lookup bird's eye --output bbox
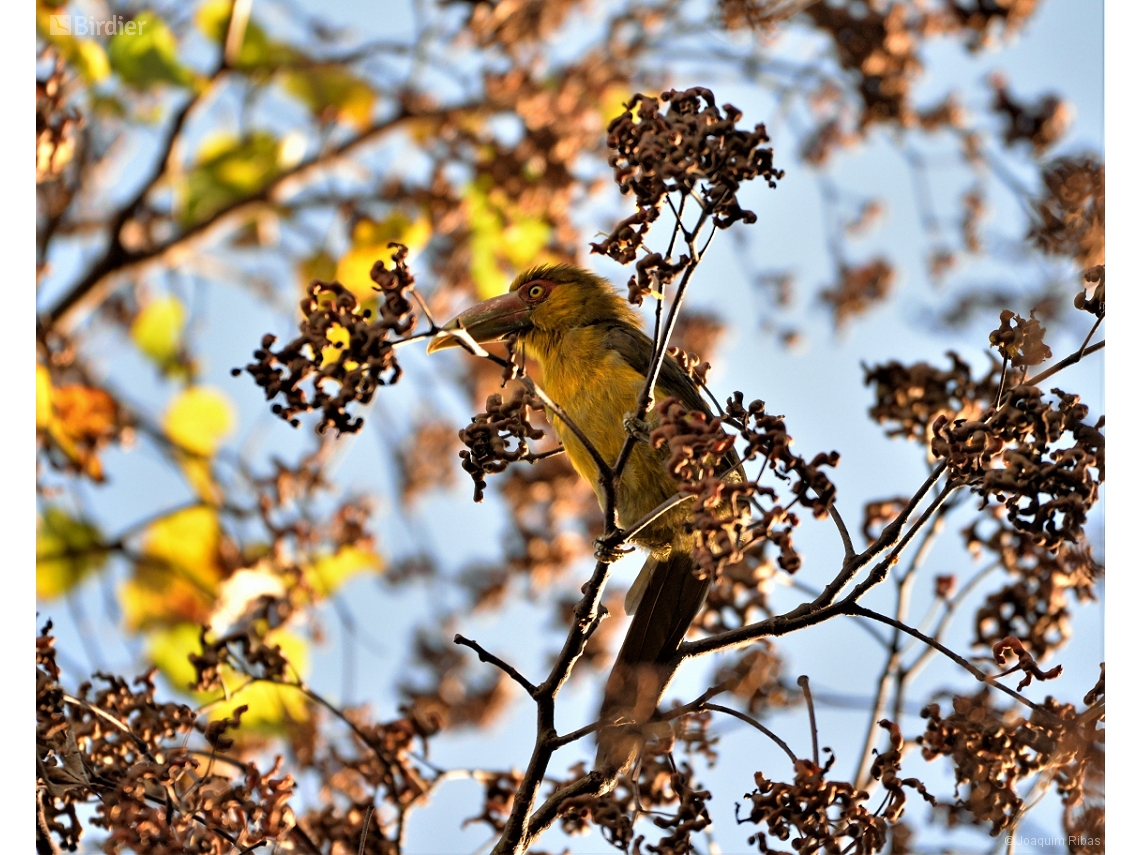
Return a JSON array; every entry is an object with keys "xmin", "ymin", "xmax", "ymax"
[{"xmin": 526, "ymin": 283, "xmax": 546, "ymax": 301}]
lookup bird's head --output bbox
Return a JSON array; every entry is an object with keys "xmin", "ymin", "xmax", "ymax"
[{"xmin": 426, "ymin": 264, "xmax": 640, "ymax": 355}]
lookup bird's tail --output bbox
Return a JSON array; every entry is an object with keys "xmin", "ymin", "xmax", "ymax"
[{"xmin": 595, "ymin": 548, "xmax": 710, "ymax": 774}]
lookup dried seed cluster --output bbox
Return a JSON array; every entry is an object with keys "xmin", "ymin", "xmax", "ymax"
[
  {"xmin": 591, "ymin": 87, "xmax": 782, "ymax": 267},
  {"xmin": 458, "ymin": 387, "xmax": 546, "ymax": 502},
  {"xmin": 237, "ymin": 244, "xmax": 417, "ymax": 434},
  {"xmin": 738, "ymin": 754, "xmax": 887, "ymax": 854},
  {"xmin": 930, "ymin": 385, "xmax": 1104, "ymax": 550},
  {"xmin": 864, "ymin": 352, "xmax": 1000, "ymax": 442}
]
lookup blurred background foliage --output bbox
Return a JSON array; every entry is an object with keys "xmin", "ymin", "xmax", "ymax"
[{"xmin": 36, "ymin": 0, "xmax": 1103, "ymax": 852}]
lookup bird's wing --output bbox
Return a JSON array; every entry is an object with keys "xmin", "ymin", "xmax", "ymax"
[
  {"xmin": 602, "ymin": 322, "xmax": 742, "ymax": 477},
  {"xmin": 602, "ymin": 323, "xmax": 710, "ymax": 416}
]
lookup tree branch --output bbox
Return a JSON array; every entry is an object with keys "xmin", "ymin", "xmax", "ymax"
[{"xmin": 454, "ymin": 634, "xmax": 537, "ymax": 698}]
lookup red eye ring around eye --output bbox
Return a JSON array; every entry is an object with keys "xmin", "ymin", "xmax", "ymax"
[{"xmin": 520, "ymin": 280, "xmax": 553, "ymax": 304}]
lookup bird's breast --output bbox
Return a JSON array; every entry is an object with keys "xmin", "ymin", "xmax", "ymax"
[{"xmin": 527, "ymin": 329, "xmax": 684, "ymax": 549}]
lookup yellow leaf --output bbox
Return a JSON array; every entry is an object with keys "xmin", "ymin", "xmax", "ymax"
[
  {"xmin": 131, "ymin": 295, "xmax": 186, "ymax": 365},
  {"xmin": 280, "ymin": 66, "xmax": 377, "ymax": 131},
  {"xmin": 165, "ymin": 387, "xmax": 235, "ymax": 457},
  {"xmin": 122, "ymin": 506, "xmax": 223, "ymax": 630},
  {"xmin": 320, "ymin": 322, "xmax": 351, "ymax": 367},
  {"xmin": 147, "ymin": 621, "xmax": 204, "ymax": 692},
  {"xmin": 37, "ymin": 508, "xmax": 107, "ymax": 600},
  {"xmin": 334, "ymin": 212, "xmax": 431, "ymax": 303},
  {"xmin": 36, "ymin": 365, "xmax": 53, "ymax": 430},
  {"xmin": 40, "ymin": 381, "xmax": 121, "ymax": 480},
  {"xmin": 148, "ymin": 506, "xmax": 220, "ymax": 571},
  {"xmin": 599, "ymin": 86, "xmax": 634, "ymax": 123},
  {"xmin": 501, "ymin": 216, "xmax": 551, "ymax": 270},
  {"xmin": 150, "ymin": 622, "xmax": 310, "ymax": 727},
  {"xmin": 214, "ymin": 669, "xmax": 310, "ymax": 727},
  {"xmin": 309, "ymin": 544, "xmax": 383, "ymax": 597}
]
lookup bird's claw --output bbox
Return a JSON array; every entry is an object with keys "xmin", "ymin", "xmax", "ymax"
[
  {"xmin": 594, "ymin": 536, "xmax": 634, "ymax": 564},
  {"xmin": 623, "ymin": 412, "xmax": 653, "ymax": 444}
]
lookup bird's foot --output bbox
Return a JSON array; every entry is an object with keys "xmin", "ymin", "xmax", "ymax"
[
  {"xmin": 623, "ymin": 412, "xmax": 653, "ymax": 444},
  {"xmin": 594, "ymin": 536, "xmax": 635, "ymax": 564}
]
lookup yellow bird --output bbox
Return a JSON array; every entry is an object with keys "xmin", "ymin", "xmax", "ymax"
[{"xmin": 428, "ymin": 264, "xmax": 738, "ymax": 773}]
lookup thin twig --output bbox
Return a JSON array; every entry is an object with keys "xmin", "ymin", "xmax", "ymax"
[
  {"xmin": 454, "ymin": 634, "xmax": 538, "ymax": 697},
  {"xmin": 797, "ymin": 676, "xmax": 819, "ymax": 766},
  {"xmin": 830, "ymin": 504, "xmax": 856, "ymax": 560},
  {"xmin": 844, "ymin": 605, "xmax": 1053, "ymax": 717},
  {"xmin": 1024, "ymin": 339, "xmax": 1104, "ymax": 387},
  {"xmin": 704, "ymin": 703, "xmax": 797, "ymax": 766}
]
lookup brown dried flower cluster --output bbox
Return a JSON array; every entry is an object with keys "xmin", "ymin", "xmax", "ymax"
[
  {"xmin": 820, "ymin": 259, "xmax": 895, "ymax": 328},
  {"xmin": 966, "ymin": 520, "xmax": 1099, "ymax": 660},
  {"xmin": 869, "ymin": 720, "xmax": 936, "ymax": 825},
  {"xmin": 37, "ymin": 624, "xmax": 297, "ymax": 855},
  {"xmin": 989, "ymin": 75, "xmax": 1070, "ymax": 156},
  {"xmin": 37, "ymin": 62, "xmax": 82, "ymax": 184},
  {"xmin": 991, "ymin": 635, "xmax": 1062, "ymax": 691},
  {"xmin": 400, "ymin": 628, "xmax": 513, "ymax": 730},
  {"xmin": 738, "ymin": 754, "xmax": 887, "ymax": 854},
  {"xmin": 1028, "ymin": 155, "xmax": 1105, "ymax": 268},
  {"xmin": 399, "ymin": 419, "xmax": 461, "ymax": 503},
  {"xmin": 458, "ymin": 387, "xmax": 547, "ymax": 502},
  {"xmin": 943, "ymin": 0, "xmax": 1042, "ymax": 52},
  {"xmin": 649, "ymin": 393, "xmax": 837, "ymax": 579},
  {"xmin": 555, "ymin": 752, "xmax": 712, "ymax": 854},
  {"xmin": 804, "ymin": 3, "xmax": 924, "ymax": 131},
  {"xmin": 988, "ymin": 309, "xmax": 1052, "ymax": 368},
  {"xmin": 930, "ymin": 385, "xmax": 1104, "ymax": 549},
  {"xmin": 696, "ymin": 543, "xmax": 778, "ymax": 636},
  {"xmin": 1076, "ymin": 264, "xmax": 1105, "ymax": 318},
  {"xmin": 238, "ymin": 244, "xmax": 417, "ymax": 434},
  {"xmin": 864, "ymin": 351, "xmax": 1000, "ymax": 442},
  {"xmin": 592, "ymin": 87, "xmax": 782, "ymax": 265},
  {"xmin": 919, "ymin": 687, "xmax": 1103, "ymax": 837},
  {"xmin": 711, "ymin": 642, "xmax": 796, "ymax": 716}
]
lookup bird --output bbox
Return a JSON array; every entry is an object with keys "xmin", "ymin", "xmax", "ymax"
[{"xmin": 427, "ymin": 263, "xmax": 740, "ymax": 774}]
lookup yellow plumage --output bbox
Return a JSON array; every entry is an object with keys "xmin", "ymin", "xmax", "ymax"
[{"xmin": 430, "ymin": 263, "xmax": 730, "ymax": 774}]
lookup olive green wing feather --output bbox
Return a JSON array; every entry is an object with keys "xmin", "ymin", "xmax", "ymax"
[
  {"xmin": 602, "ymin": 323, "xmax": 710, "ymax": 417},
  {"xmin": 602, "ymin": 322, "xmax": 742, "ymax": 476}
]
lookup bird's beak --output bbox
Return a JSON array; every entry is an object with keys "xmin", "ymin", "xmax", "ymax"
[{"xmin": 426, "ymin": 290, "xmax": 532, "ymax": 354}]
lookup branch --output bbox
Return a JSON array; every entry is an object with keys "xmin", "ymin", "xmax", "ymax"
[
  {"xmin": 43, "ymin": 101, "xmax": 482, "ymax": 331},
  {"xmin": 704, "ymin": 703, "xmax": 797, "ymax": 766},
  {"xmin": 844, "ymin": 605, "xmax": 1053, "ymax": 717},
  {"xmin": 454, "ymin": 634, "xmax": 537, "ymax": 697},
  {"xmin": 1024, "ymin": 339, "xmax": 1104, "ymax": 388},
  {"xmin": 676, "ymin": 475, "xmax": 954, "ymax": 660}
]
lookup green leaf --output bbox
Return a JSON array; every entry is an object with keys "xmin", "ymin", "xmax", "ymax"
[
  {"xmin": 131, "ymin": 295, "xmax": 186, "ymax": 366},
  {"xmin": 463, "ymin": 177, "xmax": 553, "ymax": 298},
  {"xmin": 108, "ymin": 12, "xmax": 196, "ymax": 89},
  {"xmin": 37, "ymin": 508, "xmax": 107, "ymax": 600},
  {"xmin": 181, "ymin": 132, "xmax": 281, "ymax": 225}
]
